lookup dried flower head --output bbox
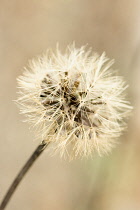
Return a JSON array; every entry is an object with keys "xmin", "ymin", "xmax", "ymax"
[{"xmin": 17, "ymin": 44, "xmax": 132, "ymax": 159}]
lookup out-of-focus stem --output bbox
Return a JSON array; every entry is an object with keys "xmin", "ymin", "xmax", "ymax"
[{"xmin": 0, "ymin": 140, "xmax": 49, "ymax": 210}]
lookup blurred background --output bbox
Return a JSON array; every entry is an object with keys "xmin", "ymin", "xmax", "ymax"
[{"xmin": 0, "ymin": 0, "xmax": 140, "ymax": 209}]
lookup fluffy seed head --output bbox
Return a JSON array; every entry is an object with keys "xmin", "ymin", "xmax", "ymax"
[{"xmin": 17, "ymin": 44, "xmax": 132, "ymax": 159}]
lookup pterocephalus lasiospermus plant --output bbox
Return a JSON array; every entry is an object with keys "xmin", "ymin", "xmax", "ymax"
[
  {"xmin": 17, "ymin": 45, "xmax": 132, "ymax": 158},
  {"xmin": 0, "ymin": 44, "xmax": 132, "ymax": 210}
]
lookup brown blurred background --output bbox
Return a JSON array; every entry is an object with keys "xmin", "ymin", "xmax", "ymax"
[{"xmin": 0, "ymin": 0, "xmax": 140, "ymax": 209}]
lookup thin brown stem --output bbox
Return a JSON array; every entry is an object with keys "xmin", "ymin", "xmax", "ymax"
[{"xmin": 0, "ymin": 140, "xmax": 49, "ymax": 210}]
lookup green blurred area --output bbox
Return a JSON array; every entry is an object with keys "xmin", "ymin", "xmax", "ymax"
[{"xmin": 0, "ymin": 1, "xmax": 140, "ymax": 210}]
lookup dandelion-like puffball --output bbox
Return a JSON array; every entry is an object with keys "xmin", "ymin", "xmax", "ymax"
[{"xmin": 17, "ymin": 45, "xmax": 132, "ymax": 159}]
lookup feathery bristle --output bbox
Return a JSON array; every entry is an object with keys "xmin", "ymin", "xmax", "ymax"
[{"xmin": 17, "ymin": 44, "xmax": 132, "ymax": 159}]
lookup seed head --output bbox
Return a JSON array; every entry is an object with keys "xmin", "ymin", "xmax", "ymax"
[{"xmin": 17, "ymin": 44, "xmax": 132, "ymax": 159}]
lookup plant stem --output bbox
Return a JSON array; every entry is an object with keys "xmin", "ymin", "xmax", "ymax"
[{"xmin": 0, "ymin": 140, "xmax": 49, "ymax": 210}]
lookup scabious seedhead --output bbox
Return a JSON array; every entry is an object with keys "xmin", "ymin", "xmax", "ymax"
[{"xmin": 17, "ymin": 44, "xmax": 132, "ymax": 159}]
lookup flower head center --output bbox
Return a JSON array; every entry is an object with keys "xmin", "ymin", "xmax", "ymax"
[{"xmin": 39, "ymin": 72, "xmax": 101, "ymax": 130}]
